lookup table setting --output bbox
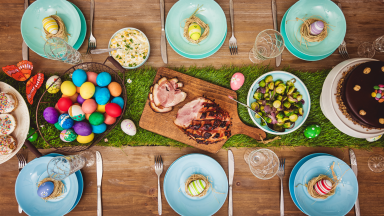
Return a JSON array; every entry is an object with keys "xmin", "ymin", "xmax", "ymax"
[{"xmin": 1, "ymin": 0, "xmax": 384, "ymax": 215}]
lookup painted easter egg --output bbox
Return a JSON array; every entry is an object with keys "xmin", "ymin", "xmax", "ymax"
[
  {"xmin": 121, "ymin": 119, "xmax": 136, "ymax": 136},
  {"xmin": 95, "ymin": 88, "xmax": 110, "ymax": 105},
  {"xmin": 77, "ymin": 94, "xmax": 86, "ymax": 104},
  {"xmin": 85, "ymin": 113, "xmax": 91, "ymax": 120},
  {"xmin": 60, "ymin": 129, "xmax": 77, "ymax": 142},
  {"xmin": 105, "ymin": 103, "xmax": 122, "ymax": 117},
  {"xmin": 55, "ymin": 103, "xmax": 66, "ymax": 114},
  {"xmin": 310, "ymin": 21, "xmax": 325, "ymax": 36},
  {"xmin": 54, "ymin": 122, "xmax": 64, "ymax": 131},
  {"xmin": 108, "ymin": 82, "xmax": 122, "ymax": 97},
  {"xmin": 42, "ymin": 17, "xmax": 58, "ymax": 35},
  {"xmin": 76, "ymin": 87, "xmax": 81, "ymax": 94},
  {"xmin": 87, "ymin": 72, "xmax": 98, "ymax": 85},
  {"xmin": 104, "ymin": 113, "xmax": 116, "ymax": 125},
  {"xmin": 73, "ymin": 121, "xmax": 92, "ymax": 136},
  {"xmin": 58, "ymin": 114, "xmax": 74, "ymax": 129},
  {"xmin": 366, "ymin": 134, "xmax": 383, "ymax": 142},
  {"xmin": 80, "ymin": 82, "xmax": 95, "ymax": 99},
  {"xmin": 92, "ymin": 123, "xmax": 107, "ymax": 134},
  {"xmin": 61, "ymin": 81, "xmax": 76, "ymax": 96},
  {"xmin": 37, "ymin": 181, "xmax": 54, "ymax": 198},
  {"xmin": 57, "ymin": 97, "xmax": 73, "ymax": 112},
  {"xmin": 187, "ymin": 179, "xmax": 206, "ymax": 196},
  {"xmin": 62, "ymin": 92, "xmax": 78, "ymax": 103},
  {"xmin": 230, "ymin": 72, "xmax": 245, "ymax": 91},
  {"xmin": 27, "ymin": 127, "xmax": 38, "ymax": 142},
  {"xmin": 111, "ymin": 97, "xmax": 124, "ymax": 109},
  {"xmin": 43, "ymin": 107, "xmax": 60, "ymax": 124},
  {"xmin": 97, "ymin": 103, "xmax": 108, "ymax": 113},
  {"xmin": 304, "ymin": 124, "xmax": 321, "ymax": 138},
  {"xmin": 188, "ymin": 23, "xmax": 201, "ymax": 41},
  {"xmin": 96, "ymin": 72, "xmax": 112, "ymax": 87},
  {"xmin": 93, "ymin": 86, "xmax": 101, "ymax": 98},
  {"xmin": 82, "ymin": 99, "xmax": 97, "ymax": 114},
  {"xmin": 46, "ymin": 75, "xmax": 61, "ymax": 94},
  {"xmin": 89, "ymin": 112, "xmax": 105, "ymax": 126},
  {"xmin": 72, "ymin": 69, "xmax": 87, "ymax": 87},
  {"xmin": 68, "ymin": 105, "xmax": 85, "ymax": 121},
  {"xmin": 77, "ymin": 133, "xmax": 94, "ymax": 144},
  {"xmin": 314, "ymin": 179, "xmax": 333, "ymax": 195}
]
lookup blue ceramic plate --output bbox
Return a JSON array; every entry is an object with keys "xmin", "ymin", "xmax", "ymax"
[
  {"xmin": 289, "ymin": 153, "xmax": 331, "ymax": 214},
  {"xmin": 294, "ymin": 155, "xmax": 358, "ymax": 216},
  {"xmin": 165, "ymin": 0, "xmax": 227, "ymax": 56},
  {"xmin": 21, "ymin": 0, "xmax": 81, "ymax": 57},
  {"xmin": 163, "ymin": 154, "xmax": 228, "ymax": 216},
  {"xmin": 70, "ymin": 2, "xmax": 87, "ymax": 50},
  {"xmin": 285, "ymin": 0, "xmax": 346, "ymax": 56},
  {"xmin": 281, "ymin": 7, "xmax": 334, "ymax": 61},
  {"xmin": 246, "ymin": 71, "xmax": 311, "ymax": 135},
  {"xmin": 15, "ymin": 156, "xmax": 78, "ymax": 216}
]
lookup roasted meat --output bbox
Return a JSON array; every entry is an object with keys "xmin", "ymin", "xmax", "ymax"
[{"xmin": 174, "ymin": 97, "xmax": 231, "ymax": 144}]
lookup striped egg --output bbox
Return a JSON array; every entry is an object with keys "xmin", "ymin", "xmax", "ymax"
[
  {"xmin": 187, "ymin": 179, "xmax": 206, "ymax": 196},
  {"xmin": 314, "ymin": 179, "xmax": 332, "ymax": 195},
  {"xmin": 42, "ymin": 17, "xmax": 59, "ymax": 34},
  {"xmin": 310, "ymin": 21, "xmax": 324, "ymax": 36}
]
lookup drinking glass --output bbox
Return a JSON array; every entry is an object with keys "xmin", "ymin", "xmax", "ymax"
[
  {"xmin": 249, "ymin": 29, "xmax": 284, "ymax": 64},
  {"xmin": 368, "ymin": 154, "xmax": 384, "ymax": 173},
  {"xmin": 248, "ymin": 148, "xmax": 279, "ymax": 180},
  {"xmin": 44, "ymin": 37, "xmax": 83, "ymax": 64},
  {"xmin": 374, "ymin": 35, "xmax": 384, "ymax": 52},
  {"xmin": 357, "ymin": 42, "xmax": 375, "ymax": 58}
]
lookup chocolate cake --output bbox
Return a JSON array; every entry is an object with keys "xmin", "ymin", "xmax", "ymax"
[{"xmin": 338, "ymin": 61, "xmax": 384, "ymax": 129}]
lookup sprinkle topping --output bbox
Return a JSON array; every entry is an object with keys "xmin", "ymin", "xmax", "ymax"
[
  {"xmin": 0, "ymin": 136, "xmax": 15, "ymax": 155},
  {"xmin": 0, "ymin": 93, "xmax": 16, "ymax": 113}
]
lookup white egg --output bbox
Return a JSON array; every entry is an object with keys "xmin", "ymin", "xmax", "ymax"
[
  {"xmin": 187, "ymin": 179, "xmax": 206, "ymax": 196},
  {"xmin": 121, "ymin": 119, "xmax": 136, "ymax": 136},
  {"xmin": 46, "ymin": 75, "xmax": 62, "ymax": 94}
]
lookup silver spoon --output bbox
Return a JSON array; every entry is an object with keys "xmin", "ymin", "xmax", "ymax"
[{"xmin": 90, "ymin": 47, "xmax": 122, "ymax": 54}]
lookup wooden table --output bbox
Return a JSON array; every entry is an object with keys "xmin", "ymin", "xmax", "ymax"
[{"xmin": 1, "ymin": 146, "xmax": 384, "ymax": 215}]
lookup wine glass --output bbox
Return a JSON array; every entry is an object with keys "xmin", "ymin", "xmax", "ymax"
[
  {"xmin": 373, "ymin": 35, "xmax": 384, "ymax": 52},
  {"xmin": 368, "ymin": 154, "xmax": 384, "ymax": 173},
  {"xmin": 247, "ymin": 149, "xmax": 279, "ymax": 180},
  {"xmin": 357, "ymin": 42, "xmax": 375, "ymax": 58},
  {"xmin": 249, "ymin": 29, "xmax": 284, "ymax": 64},
  {"xmin": 244, "ymin": 148, "xmax": 259, "ymax": 164}
]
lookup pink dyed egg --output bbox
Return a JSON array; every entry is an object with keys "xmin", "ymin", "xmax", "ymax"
[
  {"xmin": 314, "ymin": 179, "xmax": 332, "ymax": 195},
  {"xmin": 310, "ymin": 21, "xmax": 324, "ymax": 36},
  {"xmin": 230, "ymin": 72, "xmax": 245, "ymax": 91},
  {"xmin": 87, "ymin": 72, "xmax": 98, "ymax": 85}
]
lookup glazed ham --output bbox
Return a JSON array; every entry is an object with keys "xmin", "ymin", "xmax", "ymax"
[
  {"xmin": 174, "ymin": 97, "xmax": 231, "ymax": 144},
  {"xmin": 149, "ymin": 77, "xmax": 187, "ymax": 113}
]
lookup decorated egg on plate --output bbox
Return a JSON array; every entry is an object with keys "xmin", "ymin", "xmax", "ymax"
[
  {"xmin": 58, "ymin": 113, "xmax": 74, "ymax": 129},
  {"xmin": 61, "ymin": 81, "xmax": 76, "ymax": 96},
  {"xmin": 42, "ymin": 17, "xmax": 58, "ymax": 35},
  {"xmin": 92, "ymin": 123, "xmax": 107, "ymax": 134},
  {"xmin": 104, "ymin": 113, "xmax": 116, "ymax": 125},
  {"xmin": 73, "ymin": 121, "xmax": 92, "ymax": 136},
  {"xmin": 111, "ymin": 97, "xmax": 124, "ymax": 109},
  {"xmin": 55, "ymin": 103, "xmax": 66, "ymax": 114},
  {"xmin": 72, "ymin": 69, "xmax": 87, "ymax": 87},
  {"xmin": 68, "ymin": 105, "xmax": 85, "ymax": 121},
  {"xmin": 62, "ymin": 92, "xmax": 78, "ymax": 103},
  {"xmin": 314, "ymin": 179, "xmax": 332, "ymax": 195},
  {"xmin": 77, "ymin": 94, "xmax": 86, "ymax": 104},
  {"xmin": 82, "ymin": 99, "xmax": 97, "ymax": 114},
  {"xmin": 37, "ymin": 181, "xmax": 54, "ymax": 198},
  {"xmin": 96, "ymin": 72, "xmax": 112, "ymax": 87},
  {"xmin": 97, "ymin": 103, "xmax": 108, "ymax": 113},
  {"xmin": 95, "ymin": 88, "xmax": 110, "ymax": 105},
  {"xmin": 230, "ymin": 72, "xmax": 244, "ymax": 91},
  {"xmin": 60, "ymin": 129, "xmax": 77, "ymax": 142},
  {"xmin": 89, "ymin": 112, "xmax": 105, "ymax": 126},
  {"xmin": 57, "ymin": 97, "xmax": 73, "ymax": 112},
  {"xmin": 43, "ymin": 107, "xmax": 60, "ymax": 124},
  {"xmin": 121, "ymin": 119, "xmax": 136, "ymax": 136},
  {"xmin": 187, "ymin": 179, "xmax": 206, "ymax": 196},
  {"xmin": 77, "ymin": 133, "xmax": 94, "ymax": 144},
  {"xmin": 46, "ymin": 75, "xmax": 61, "ymax": 94},
  {"xmin": 108, "ymin": 82, "xmax": 122, "ymax": 97},
  {"xmin": 310, "ymin": 21, "xmax": 325, "ymax": 36},
  {"xmin": 54, "ymin": 122, "xmax": 64, "ymax": 131},
  {"xmin": 105, "ymin": 103, "xmax": 122, "ymax": 117},
  {"xmin": 188, "ymin": 23, "xmax": 201, "ymax": 41},
  {"xmin": 87, "ymin": 72, "xmax": 98, "ymax": 85},
  {"xmin": 80, "ymin": 82, "xmax": 95, "ymax": 99}
]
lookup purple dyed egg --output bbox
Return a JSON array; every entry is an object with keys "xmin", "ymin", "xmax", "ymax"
[
  {"xmin": 43, "ymin": 107, "xmax": 60, "ymax": 124},
  {"xmin": 310, "ymin": 21, "xmax": 324, "ymax": 36},
  {"xmin": 77, "ymin": 94, "xmax": 86, "ymax": 104},
  {"xmin": 73, "ymin": 121, "xmax": 92, "ymax": 136}
]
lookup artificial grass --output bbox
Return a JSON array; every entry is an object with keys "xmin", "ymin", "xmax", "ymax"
[{"xmin": 1, "ymin": 65, "xmax": 384, "ymax": 150}]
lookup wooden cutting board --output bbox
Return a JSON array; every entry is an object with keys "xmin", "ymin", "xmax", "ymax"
[{"xmin": 139, "ymin": 68, "xmax": 266, "ymax": 153}]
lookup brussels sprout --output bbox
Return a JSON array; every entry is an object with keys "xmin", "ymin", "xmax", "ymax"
[
  {"xmin": 251, "ymin": 102, "xmax": 259, "ymax": 110},
  {"xmin": 260, "ymin": 106, "xmax": 265, "ymax": 111},
  {"xmin": 278, "ymin": 83, "xmax": 286, "ymax": 88},
  {"xmin": 276, "ymin": 112, "xmax": 285, "ymax": 119},
  {"xmin": 283, "ymin": 100, "xmax": 291, "ymax": 109},
  {"xmin": 283, "ymin": 117, "xmax": 290, "ymax": 122},
  {"xmin": 265, "ymin": 75, "xmax": 273, "ymax": 83},
  {"xmin": 264, "ymin": 93, "xmax": 269, "ymax": 98},
  {"xmin": 276, "ymin": 106, "xmax": 283, "ymax": 111},
  {"xmin": 260, "ymin": 121, "xmax": 266, "ymax": 126},
  {"xmin": 297, "ymin": 94, "xmax": 303, "ymax": 101},
  {"xmin": 265, "ymin": 97, "xmax": 271, "ymax": 101},
  {"xmin": 254, "ymin": 92, "xmax": 263, "ymax": 100},
  {"xmin": 268, "ymin": 82, "xmax": 275, "ymax": 90},
  {"xmin": 273, "ymin": 124, "xmax": 285, "ymax": 132},
  {"xmin": 265, "ymin": 87, "xmax": 270, "ymax": 93},
  {"xmin": 289, "ymin": 114, "xmax": 298, "ymax": 122},
  {"xmin": 292, "ymin": 92, "xmax": 300, "ymax": 99},
  {"xmin": 287, "ymin": 86, "xmax": 295, "ymax": 95},
  {"xmin": 276, "ymin": 95, "xmax": 283, "ymax": 101},
  {"xmin": 282, "ymin": 96, "xmax": 287, "ymax": 101},
  {"xmin": 284, "ymin": 110, "xmax": 293, "ymax": 116},
  {"xmin": 255, "ymin": 112, "xmax": 263, "ymax": 118},
  {"xmin": 259, "ymin": 80, "xmax": 266, "ymax": 88},
  {"xmin": 286, "ymin": 80, "xmax": 294, "ymax": 87},
  {"xmin": 299, "ymin": 108, "xmax": 303, "ymax": 115},
  {"xmin": 283, "ymin": 122, "xmax": 292, "ymax": 129},
  {"xmin": 288, "ymin": 96, "xmax": 297, "ymax": 103},
  {"xmin": 265, "ymin": 117, "xmax": 272, "ymax": 124},
  {"xmin": 277, "ymin": 118, "xmax": 285, "ymax": 126},
  {"xmin": 274, "ymin": 80, "xmax": 283, "ymax": 86},
  {"xmin": 257, "ymin": 100, "xmax": 264, "ymax": 105},
  {"xmin": 285, "ymin": 86, "xmax": 290, "ymax": 94},
  {"xmin": 273, "ymin": 100, "xmax": 281, "ymax": 108},
  {"xmin": 293, "ymin": 109, "xmax": 299, "ymax": 114},
  {"xmin": 276, "ymin": 86, "xmax": 285, "ymax": 94},
  {"xmin": 295, "ymin": 101, "xmax": 303, "ymax": 108}
]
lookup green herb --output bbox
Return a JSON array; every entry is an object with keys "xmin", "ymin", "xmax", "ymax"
[
  {"xmin": 130, "ymin": 39, "xmax": 134, "ymax": 43},
  {"xmin": 128, "ymin": 63, "xmax": 133, "ymax": 67},
  {"xmin": 121, "ymin": 35, "xmax": 124, "ymax": 38},
  {"xmin": 133, "ymin": 63, "xmax": 137, "ymax": 66},
  {"xmin": 143, "ymin": 56, "xmax": 146, "ymax": 59},
  {"xmin": 131, "ymin": 55, "xmax": 135, "ymax": 58},
  {"xmin": 116, "ymin": 44, "xmax": 120, "ymax": 47}
]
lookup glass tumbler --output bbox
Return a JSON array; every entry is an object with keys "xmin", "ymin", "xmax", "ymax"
[
  {"xmin": 44, "ymin": 37, "xmax": 82, "ymax": 64},
  {"xmin": 248, "ymin": 148, "xmax": 279, "ymax": 180},
  {"xmin": 47, "ymin": 153, "xmax": 93, "ymax": 180},
  {"xmin": 374, "ymin": 35, "xmax": 384, "ymax": 52},
  {"xmin": 357, "ymin": 42, "xmax": 375, "ymax": 58},
  {"xmin": 249, "ymin": 29, "xmax": 284, "ymax": 64}
]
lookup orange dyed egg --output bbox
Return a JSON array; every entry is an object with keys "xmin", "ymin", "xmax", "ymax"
[
  {"xmin": 82, "ymin": 99, "xmax": 97, "ymax": 114},
  {"xmin": 104, "ymin": 113, "xmax": 116, "ymax": 125},
  {"xmin": 108, "ymin": 82, "xmax": 122, "ymax": 97},
  {"xmin": 62, "ymin": 92, "xmax": 79, "ymax": 103}
]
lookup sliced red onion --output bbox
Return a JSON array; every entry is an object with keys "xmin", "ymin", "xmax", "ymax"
[
  {"xmin": 288, "ymin": 122, "xmax": 295, "ymax": 129},
  {"xmin": 288, "ymin": 95, "xmax": 298, "ymax": 103},
  {"xmin": 268, "ymin": 112, "xmax": 277, "ymax": 124},
  {"xmin": 301, "ymin": 99, "xmax": 305, "ymax": 104},
  {"xmin": 260, "ymin": 87, "xmax": 266, "ymax": 94},
  {"xmin": 264, "ymin": 105, "xmax": 271, "ymax": 113}
]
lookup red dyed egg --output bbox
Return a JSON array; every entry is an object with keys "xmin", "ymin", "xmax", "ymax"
[
  {"xmin": 105, "ymin": 103, "xmax": 122, "ymax": 117},
  {"xmin": 314, "ymin": 179, "xmax": 332, "ymax": 195},
  {"xmin": 104, "ymin": 113, "xmax": 116, "ymax": 125},
  {"xmin": 57, "ymin": 97, "xmax": 73, "ymax": 112}
]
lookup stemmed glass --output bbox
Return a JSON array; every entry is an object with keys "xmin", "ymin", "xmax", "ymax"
[
  {"xmin": 357, "ymin": 42, "xmax": 375, "ymax": 58},
  {"xmin": 245, "ymin": 148, "xmax": 279, "ymax": 180},
  {"xmin": 249, "ymin": 29, "xmax": 284, "ymax": 64},
  {"xmin": 368, "ymin": 154, "xmax": 384, "ymax": 173}
]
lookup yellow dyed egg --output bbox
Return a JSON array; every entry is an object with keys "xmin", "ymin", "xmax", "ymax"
[
  {"xmin": 96, "ymin": 103, "xmax": 108, "ymax": 113},
  {"xmin": 80, "ymin": 82, "xmax": 96, "ymax": 99},
  {"xmin": 76, "ymin": 133, "xmax": 94, "ymax": 144},
  {"xmin": 188, "ymin": 23, "xmax": 201, "ymax": 41},
  {"xmin": 61, "ymin": 81, "xmax": 77, "ymax": 96},
  {"xmin": 42, "ymin": 17, "xmax": 59, "ymax": 34}
]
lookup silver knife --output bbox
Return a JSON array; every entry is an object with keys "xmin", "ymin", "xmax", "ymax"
[
  {"xmin": 271, "ymin": 0, "xmax": 281, "ymax": 67},
  {"xmin": 160, "ymin": 0, "xmax": 167, "ymax": 64},
  {"xmin": 96, "ymin": 151, "xmax": 103, "ymax": 216},
  {"xmin": 228, "ymin": 149, "xmax": 234, "ymax": 216},
  {"xmin": 349, "ymin": 149, "xmax": 360, "ymax": 216},
  {"xmin": 22, "ymin": 0, "xmax": 29, "ymax": 60}
]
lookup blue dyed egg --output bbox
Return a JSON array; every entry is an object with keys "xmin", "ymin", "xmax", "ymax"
[
  {"xmin": 58, "ymin": 113, "xmax": 74, "ymax": 129},
  {"xmin": 95, "ymin": 88, "xmax": 110, "ymax": 105},
  {"xmin": 93, "ymin": 86, "xmax": 101, "ymax": 99},
  {"xmin": 96, "ymin": 72, "xmax": 112, "ymax": 87},
  {"xmin": 92, "ymin": 123, "xmax": 107, "ymax": 134},
  {"xmin": 111, "ymin": 97, "xmax": 124, "ymax": 109},
  {"xmin": 72, "ymin": 69, "xmax": 87, "ymax": 87},
  {"xmin": 37, "ymin": 181, "xmax": 54, "ymax": 198}
]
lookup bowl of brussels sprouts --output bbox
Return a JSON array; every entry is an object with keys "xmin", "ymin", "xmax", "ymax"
[{"xmin": 247, "ymin": 71, "xmax": 310, "ymax": 135}]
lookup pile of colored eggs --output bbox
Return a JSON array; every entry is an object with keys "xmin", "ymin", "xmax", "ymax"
[
  {"xmin": 43, "ymin": 69, "xmax": 124, "ymax": 144},
  {"xmin": 371, "ymin": 84, "xmax": 384, "ymax": 103}
]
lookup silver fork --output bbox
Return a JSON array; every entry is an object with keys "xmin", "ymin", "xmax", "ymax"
[
  {"xmin": 229, "ymin": 0, "xmax": 237, "ymax": 55},
  {"xmin": 337, "ymin": 3, "xmax": 349, "ymax": 59},
  {"xmin": 16, "ymin": 153, "xmax": 26, "ymax": 214},
  {"xmin": 154, "ymin": 155, "xmax": 163, "ymax": 215},
  {"xmin": 87, "ymin": 0, "xmax": 97, "ymax": 54},
  {"xmin": 277, "ymin": 158, "xmax": 285, "ymax": 216}
]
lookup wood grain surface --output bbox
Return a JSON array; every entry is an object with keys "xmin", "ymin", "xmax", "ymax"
[
  {"xmin": 139, "ymin": 67, "xmax": 266, "ymax": 153},
  {"xmin": 1, "ymin": 146, "xmax": 384, "ymax": 215}
]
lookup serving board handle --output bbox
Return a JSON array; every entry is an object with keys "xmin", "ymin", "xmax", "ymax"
[{"xmin": 234, "ymin": 122, "xmax": 267, "ymax": 141}]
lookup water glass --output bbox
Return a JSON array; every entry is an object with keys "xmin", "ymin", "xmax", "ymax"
[
  {"xmin": 374, "ymin": 35, "xmax": 384, "ymax": 52},
  {"xmin": 249, "ymin": 29, "xmax": 284, "ymax": 63},
  {"xmin": 368, "ymin": 154, "xmax": 384, "ymax": 173},
  {"xmin": 357, "ymin": 42, "xmax": 375, "ymax": 58},
  {"xmin": 248, "ymin": 148, "xmax": 279, "ymax": 180},
  {"xmin": 44, "ymin": 37, "xmax": 82, "ymax": 64},
  {"xmin": 47, "ymin": 155, "xmax": 86, "ymax": 180}
]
